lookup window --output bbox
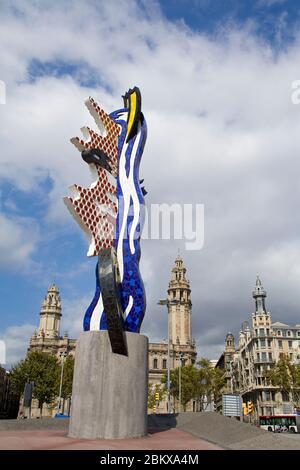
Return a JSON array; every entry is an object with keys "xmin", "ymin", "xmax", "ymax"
[
  {"xmin": 269, "ymin": 352, "xmax": 272, "ymax": 361},
  {"xmin": 162, "ymin": 359, "xmax": 167, "ymax": 369},
  {"xmin": 288, "ymin": 340, "xmax": 293, "ymax": 348},
  {"xmin": 153, "ymin": 358, "xmax": 158, "ymax": 369},
  {"xmin": 257, "ymin": 353, "xmax": 260, "ymax": 361},
  {"xmin": 260, "ymin": 339, "xmax": 266, "ymax": 348},
  {"xmin": 265, "ymin": 391, "xmax": 271, "ymax": 401},
  {"xmin": 266, "ymin": 329, "xmax": 270, "ymax": 336},
  {"xmin": 287, "ymin": 331, "xmax": 291, "ymax": 337},
  {"xmin": 297, "ymin": 331, "xmax": 300, "ymax": 337},
  {"xmin": 277, "ymin": 330, "xmax": 281, "ymax": 336},
  {"xmin": 282, "ymin": 391, "xmax": 289, "ymax": 402},
  {"xmin": 262, "ymin": 352, "xmax": 267, "ymax": 361},
  {"xmin": 268, "ymin": 339, "xmax": 272, "ymax": 347},
  {"xmin": 259, "ymin": 328, "xmax": 265, "ymax": 337},
  {"xmin": 278, "ymin": 340, "xmax": 283, "ymax": 349}
]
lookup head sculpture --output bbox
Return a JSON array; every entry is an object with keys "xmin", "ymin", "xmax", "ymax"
[{"xmin": 64, "ymin": 87, "xmax": 147, "ymax": 355}]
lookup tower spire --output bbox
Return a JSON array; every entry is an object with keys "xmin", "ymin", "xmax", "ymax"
[
  {"xmin": 167, "ymin": 255, "xmax": 192, "ymax": 345},
  {"xmin": 252, "ymin": 275, "xmax": 267, "ymax": 314},
  {"xmin": 38, "ymin": 284, "xmax": 62, "ymax": 338}
]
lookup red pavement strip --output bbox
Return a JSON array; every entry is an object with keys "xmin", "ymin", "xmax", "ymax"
[{"xmin": 0, "ymin": 428, "xmax": 222, "ymax": 450}]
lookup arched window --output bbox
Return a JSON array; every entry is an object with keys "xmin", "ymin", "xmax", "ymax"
[
  {"xmin": 162, "ymin": 359, "xmax": 167, "ymax": 369},
  {"xmin": 153, "ymin": 358, "xmax": 158, "ymax": 369}
]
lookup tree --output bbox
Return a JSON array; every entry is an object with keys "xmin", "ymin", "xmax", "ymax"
[
  {"xmin": 10, "ymin": 351, "xmax": 60, "ymax": 417},
  {"xmin": 265, "ymin": 355, "xmax": 300, "ymax": 408},
  {"xmin": 148, "ymin": 383, "xmax": 166, "ymax": 410},
  {"xmin": 195, "ymin": 358, "xmax": 212, "ymax": 411},
  {"xmin": 162, "ymin": 364, "xmax": 198, "ymax": 411},
  {"xmin": 195, "ymin": 358, "xmax": 225, "ymax": 411},
  {"xmin": 161, "ymin": 359, "xmax": 225, "ymax": 412},
  {"xmin": 59, "ymin": 355, "xmax": 74, "ymax": 400},
  {"xmin": 58, "ymin": 355, "xmax": 74, "ymax": 414},
  {"xmin": 211, "ymin": 367, "xmax": 226, "ymax": 408}
]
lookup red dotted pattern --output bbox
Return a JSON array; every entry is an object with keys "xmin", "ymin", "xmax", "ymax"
[
  {"xmin": 72, "ymin": 97, "xmax": 120, "ymax": 176},
  {"xmin": 66, "ymin": 97, "xmax": 121, "ymax": 256}
]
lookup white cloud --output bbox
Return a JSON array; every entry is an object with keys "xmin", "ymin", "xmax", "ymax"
[
  {"xmin": 60, "ymin": 294, "xmax": 92, "ymax": 339},
  {"xmin": 0, "ymin": 212, "xmax": 39, "ymax": 270},
  {"xmin": 0, "ymin": 323, "xmax": 35, "ymax": 367}
]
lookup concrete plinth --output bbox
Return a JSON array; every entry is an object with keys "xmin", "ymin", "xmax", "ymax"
[{"xmin": 68, "ymin": 330, "xmax": 148, "ymax": 440}]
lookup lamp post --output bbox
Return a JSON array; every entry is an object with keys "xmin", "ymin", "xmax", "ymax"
[
  {"xmin": 200, "ymin": 377, "xmax": 207, "ymax": 412},
  {"xmin": 58, "ymin": 350, "xmax": 68, "ymax": 413},
  {"xmin": 158, "ymin": 298, "xmax": 180, "ymax": 414}
]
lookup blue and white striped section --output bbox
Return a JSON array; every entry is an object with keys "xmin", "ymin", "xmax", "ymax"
[{"xmin": 83, "ymin": 107, "xmax": 147, "ymax": 333}]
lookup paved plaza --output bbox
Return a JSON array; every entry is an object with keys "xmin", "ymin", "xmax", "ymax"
[
  {"xmin": 0, "ymin": 427, "xmax": 221, "ymax": 451},
  {"xmin": 0, "ymin": 413, "xmax": 300, "ymax": 450}
]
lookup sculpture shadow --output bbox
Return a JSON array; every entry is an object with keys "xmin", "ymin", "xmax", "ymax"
[{"xmin": 147, "ymin": 413, "xmax": 179, "ymax": 435}]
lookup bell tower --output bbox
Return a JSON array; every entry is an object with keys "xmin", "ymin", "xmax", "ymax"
[
  {"xmin": 252, "ymin": 276, "xmax": 267, "ymax": 315},
  {"xmin": 225, "ymin": 332, "xmax": 235, "ymax": 353},
  {"xmin": 167, "ymin": 255, "xmax": 192, "ymax": 345},
  {"xmin": 37, "ymin": 284, "xmax": 62, "ymax": 339}
]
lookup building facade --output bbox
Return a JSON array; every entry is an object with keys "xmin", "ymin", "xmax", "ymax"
[
  {"xmin": 148, "ymin": 255, "xmax": 197, "ymax": 412},
  {"xmin": 215, "ymin": 332, "xmax": 236, "ymax": 394},
  {"xmin": 0, "ymin": 367, "xmax": 19, "ymax": 419},
  {"xmin": 216, "ymin": 277, "xmax": 300, "ymax": 417}
]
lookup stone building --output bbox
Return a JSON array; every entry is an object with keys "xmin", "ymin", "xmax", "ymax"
[
  {"xmin": 216, "ymin": 276, "xmax": 300, "ymax": 417},
  {"xmin": 148, "ymin": 255, "xmax": 197, "ymax": 412},
  {"xmin": 215, "ymin": 332, "xmax": 236, "ymax": 393},
  {"xmin": 0, "ymin": 367, "xmax": 19, "ymax": 419}
]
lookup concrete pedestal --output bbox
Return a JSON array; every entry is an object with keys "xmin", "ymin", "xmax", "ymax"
[{"xmin": 68, "ymin": 330, "xmax": 148, "ymax": 439}]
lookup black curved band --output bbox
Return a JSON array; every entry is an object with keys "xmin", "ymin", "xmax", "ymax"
[{"xmin": 98, "ymin": 248, "xmax": 128, "ymax": 356}]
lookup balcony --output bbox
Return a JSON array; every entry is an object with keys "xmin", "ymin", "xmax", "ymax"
[{"xmin": 254, "ymin": 358, "xmax": 274, "ymax": 364}]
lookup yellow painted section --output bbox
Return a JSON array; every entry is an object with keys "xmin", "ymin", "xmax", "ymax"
[{"xmin": 126, "ymin": 91, "xmax": 137, "ymax": 139}]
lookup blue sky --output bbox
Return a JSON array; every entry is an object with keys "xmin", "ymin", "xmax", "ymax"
[
  {"xmin": 161, "ymin": 0, "xmax": 300, "ymax": 47},
  {"xmin": 1, "ymin": 0, "xmax": 300, "ymax": 365}
]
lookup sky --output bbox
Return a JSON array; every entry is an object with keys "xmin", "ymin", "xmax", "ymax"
[{"xmin": 1, "ymin": 0, "xmax": 300, "ymax": 366}]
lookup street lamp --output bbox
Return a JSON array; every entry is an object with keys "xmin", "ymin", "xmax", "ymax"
[
  {"xmin": 158, "ymin": 298, "xmax": 180, "ymax": 414},
  {"xmin": 200, "ymin": 377, "xmax": 207, "ymax": 412},
  {"xmin": 58, "ymin": 350, "xmax": 68, "ymax": 414}
]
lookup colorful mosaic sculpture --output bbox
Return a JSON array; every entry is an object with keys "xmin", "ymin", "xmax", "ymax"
[{"xmin": 64, "ymin": 87, "xmax": 147, "ymax": 355}]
